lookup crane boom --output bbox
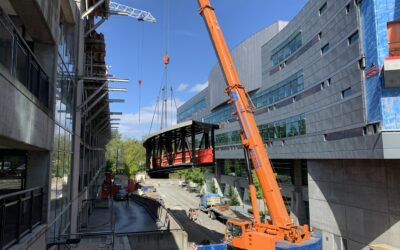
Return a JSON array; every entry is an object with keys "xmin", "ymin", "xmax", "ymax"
[
  {"xmin": 109, "ymin": 1, "xmax": 156, "ymax": 23},
  {"xmin": 196, "ymin": 0, "xmax": 312, "ymax": 246},
  {"xmin": 197, "ymin": 0, "xmax": 290, "ymax": 227}
]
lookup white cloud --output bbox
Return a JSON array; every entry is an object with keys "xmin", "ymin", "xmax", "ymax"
[
  {"xmin": 190, "ymin": 81, "xmax": 208, "ymax": 93},
  {"xmin": 177, "ymin": 83, "xmax": 188, "ymax": 92},
  {"xmin": 116, "ymin": 98, "xmax": 185, "ymax": 140}
]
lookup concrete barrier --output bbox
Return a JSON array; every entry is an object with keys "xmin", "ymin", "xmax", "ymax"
[{"xmin": 130, "ymin": 195, "xmax": 188, "ymax": 250}]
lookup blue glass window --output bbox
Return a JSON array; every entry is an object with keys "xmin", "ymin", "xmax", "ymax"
[
  {"xmin": 177, "ymin": 98, "xmax": 206, "ymax": 122},
  {"xmin": 252, "ymin": 70, "xmax": 304, "ymax": 109},
  {"xmin": 348, "ymin": 31, "xmax": 359, "ymax": 45},
  {"xmin": 204, "ymin": 104, "xmax": 234, "ymax": 124},
  {"xmin": 215, "ymin": 114, "xmax": 306, "ymax": 146},
  {"xmin": 271, "ymin": 32, "xmax": 302, "ymax": 66},
  {"xmin": 342, "ymin": 87, "xmax": 352, "ymax": 98}
]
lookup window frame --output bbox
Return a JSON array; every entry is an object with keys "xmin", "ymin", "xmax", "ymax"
[
  {"xmin": 321, "ymin": 43, "xmax": 330, "ymax": 55},
  {"xmin": 319, "ymin": 2, "xmax": 328, "ymax": 16},
  {"xmin": 341, "ymin": 87, "xmax": 352, "ymax": 98}
]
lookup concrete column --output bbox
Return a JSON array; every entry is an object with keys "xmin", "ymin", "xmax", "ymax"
[
  {"xmin": 290, "ymin": 160, "xmax": 307, "ymax": 225},
  {"xmin": 70, "ymin": 4, "xmax": 85, "ymax": 235}
]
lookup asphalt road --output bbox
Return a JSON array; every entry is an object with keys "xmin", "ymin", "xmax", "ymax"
[
  {"xmin": 146, "ymin": 179, "xmax": 225, "ymax": 245},
  {"xmin": 113, "ymin": 199, "xmax": 159, "ymax": 233}
]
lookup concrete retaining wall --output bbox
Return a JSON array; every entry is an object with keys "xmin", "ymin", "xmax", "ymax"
[
  {"xmin": 130, "ymin": 195, "xmax": 188, "ymax": 250},
  {"xmin": 309, "ymin": 159, "xmax": 400, "ymax": 249}
]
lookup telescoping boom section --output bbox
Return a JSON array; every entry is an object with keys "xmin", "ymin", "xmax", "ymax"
[
  {"xmin": 197, "ymin": 0, "xmax": 321, "ymax": 249},
  {"xmin": 143, "ymin": 120, "xmax": 218, "ymax": 175}
]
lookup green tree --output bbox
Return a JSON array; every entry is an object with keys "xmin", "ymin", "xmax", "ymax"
[
  {"xmin": 122, "ymin": 139, "xmax": 145, "ymax": 178},
  {"xmin": 228, "ymin": 185, "xmax": 240, "ymax": 206},
  {"xmin": 210, "ymin": 180, "xmax": 217, "ymax": 193},
  {"xmin": 105, "ymin": 132, "xmax": 146, "ymax": 178},
  {"xmin": 178, "ymin": 168, "xmax": 205, "ymax": 186},
  {"xmin": 186, "ymin": 168, "xmax": 204, "ymax": 185},
  {"xmin": 105, "ymin": 132, "xmax": 122, "ymax": 172},
  {"xmin": 106, "ymin": 160, "xmax": 113, "ymax": 172},
  {"xmin": 251, "ymin": 170, "xmax": 263, "ymax": 199}
]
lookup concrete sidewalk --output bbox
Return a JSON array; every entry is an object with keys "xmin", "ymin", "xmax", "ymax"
[{"xmin": 72, "ymin": 199, "xmax": 130, "ymax": 250}]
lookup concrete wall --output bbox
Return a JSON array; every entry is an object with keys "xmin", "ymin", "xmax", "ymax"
[
  {"xmin": 10, "ymin": 0, "xmax": 61, "ymax": 43},
  {"xmin": 128, "ymin": 230, "xmax": 187, "ymax": 250},
  {"xmin": 308, "ymin": 159, "xmax": 400, "ymax": 249},
  {"xmin": 131, "ymin": 195, "xmax": 188, "ymax": 250},
  {"xmin": 0, "ymin": 65, "xmax": 53, "ymax": 151}
]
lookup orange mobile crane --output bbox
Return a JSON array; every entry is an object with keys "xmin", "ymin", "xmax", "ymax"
[{"xmin": 196, "ymin": 1, "xmax": 321, "ymax": 249}]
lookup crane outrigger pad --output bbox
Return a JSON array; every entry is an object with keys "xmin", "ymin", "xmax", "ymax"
[{"xmin": 143, "ymin": 120, "xmax": 219, "ymax": 174}]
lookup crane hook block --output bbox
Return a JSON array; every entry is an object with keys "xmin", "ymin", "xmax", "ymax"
[
  {"xmin": 138, "ymin": 80, "xmax": 142, "ymax": 86},
  {"xmin": 163, "ymin": 53, "xmax": 170, "ymax": 65}
]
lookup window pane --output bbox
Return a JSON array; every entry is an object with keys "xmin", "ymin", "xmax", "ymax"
[
  {"xmin": 321, "ymin": 43, "xmax": 330, "ymax": 54},
  {"xmin": 15, "ymin": 42, "xmax": 29, "ymax": 86},
  {"xmin": 319, "ymin": 2, "xmax": 327, "ymax": 15},
  {"xmin": 0, "ymin": 21, "xmax": 13, "ymax": 70}
]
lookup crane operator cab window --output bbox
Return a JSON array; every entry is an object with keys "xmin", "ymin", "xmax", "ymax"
[{"xmin": 226, "ymin": 222, "xmax": 243, "ymax": 242}]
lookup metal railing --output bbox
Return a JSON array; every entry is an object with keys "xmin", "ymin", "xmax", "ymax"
[
  {"xmin": 0, "ymin": 8, "xmax": 50, "ymax": 109},
  {"xmin": 0, "ymin": 187, "xmax": 43, "ymax": 249}
]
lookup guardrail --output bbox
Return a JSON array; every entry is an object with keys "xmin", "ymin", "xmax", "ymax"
[
  {"xmin": 0, "ymin": 8, "xmax": 50, "ymax": 109},
  {"xmin": 0, "ymin": 187, "xmax": 43, "ymax": 249}
]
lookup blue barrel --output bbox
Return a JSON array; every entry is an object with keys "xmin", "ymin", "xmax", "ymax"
[{"xmin": 197, "ymin": 243, "xmax": 227, "ymax": 250}]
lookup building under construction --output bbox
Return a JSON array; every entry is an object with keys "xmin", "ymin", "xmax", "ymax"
[
  {"xmin": 0, "ymin": 0, "xmax": 124, "ymax": 248},
  {"xmin": 178, "ymin": 0, "xmax": 400, "ymax": 249}
]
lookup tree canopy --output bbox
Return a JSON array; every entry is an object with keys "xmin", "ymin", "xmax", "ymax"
[{"xmin": 105, "ymin": 132, "xmax": 145, "ymax": 178}]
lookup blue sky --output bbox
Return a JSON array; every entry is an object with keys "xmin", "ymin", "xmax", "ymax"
[{"xmin": 99, "ymin": 0, "xmax": 307, "ymax": 139}]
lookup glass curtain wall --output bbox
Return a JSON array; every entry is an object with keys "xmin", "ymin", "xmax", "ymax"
[{"xmin": 49, "ymin": 22, "xmax": 77, "ymax": 240}]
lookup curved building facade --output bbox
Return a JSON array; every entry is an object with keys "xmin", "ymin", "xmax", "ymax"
[{"xmin": 178, "ymin": 0, "xmax": 400, "ymax": 249}]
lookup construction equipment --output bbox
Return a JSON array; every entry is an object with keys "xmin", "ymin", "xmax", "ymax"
[
  {"xmin": 109, "ymin": 2, "xmax": 156, "ymax": 23},
  {"xmin": 196, "ymin": 0, "xmax": 321, "ymax": 249},
  {"xmin": 199, "ymin": 193, "xmax": 248, "ymax": 223}
]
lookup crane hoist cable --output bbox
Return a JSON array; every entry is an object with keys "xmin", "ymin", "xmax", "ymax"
[
  {"xmin": 137, "ymin": 22, "xmax": 144, "ymax": 124},
  {"xmin": 148, "ymin": 0, "xmax": 179, "ymax": 132},
  {"xmin": 148, "ymin": 73, "xmax": 165, "ymax": 135}
]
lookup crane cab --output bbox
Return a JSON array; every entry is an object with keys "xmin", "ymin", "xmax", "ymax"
[
  {"xmin": 225, "ymin": 219, "xmax": 276, "ymax": 250},
  {"xmin": 225, "ymin": 219, "xmax": 250, "ymax": 249}
]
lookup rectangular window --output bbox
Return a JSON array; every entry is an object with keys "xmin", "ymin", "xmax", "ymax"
[
  {"xmin": 346, "ymin": 4, "xmax": 351, "ymax": 14},
  {"xmin": 321, "ymin": 43, "xmax": 330, "ymax": 54},
  {"xmin": 342, "ymin": 87, "xmax": 352, "ymax": 98},
  {"xmin": 253, "ymin": 70, "xmax": 304, "ymax": 109},
  {"xmin": 271, "ymin": 32, "xmax": 302, "ymax": 66},
  {"xmin": 326, "ymin": 78, "xmax": 331, "ymax": 86},
  {"xmin": 178, "ymin": 98, "xmax": 206, "ymax": 122},
  {"xmin": 348, "ymin": 31, "xmax": 359, "ymax": 45},
  {"xmin": 319, "ymin": 2, "xmax": 327, "ymax": 16}
]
